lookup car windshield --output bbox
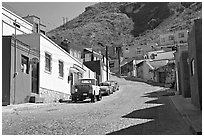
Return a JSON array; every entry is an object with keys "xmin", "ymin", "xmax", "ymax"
[{"xmin": 100, "ymin": 83, "xmax": 109, "ymax": 86}]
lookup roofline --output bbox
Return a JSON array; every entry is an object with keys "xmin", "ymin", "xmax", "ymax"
[
  {"xmin": 149, "ymin": 58, "xmax": 174, "ymax": 62},
  {"xmin": 22, "ymin": 15, "xmax": 46, "ymax": 27},
  {"xmin": 146, "ymin": 61, "xmax": 154, "ymax": 70},
  {"xmin": 84, "ymin": 48, "xmax": 102, "ymax": 57},
  {"xmin": 2, "ymin": 6, "xmax": 33, "ymax": 27},
  {"xmin": 79, "ymin": 78, "xmax": 97, "ymax": 80},
  {"xmin": 23, "ymin": 15, "xmax": 40, "ymax": 19},
  {"xmin": 40, "ymin": 33, "xmax": 83, "ymax": 65}
]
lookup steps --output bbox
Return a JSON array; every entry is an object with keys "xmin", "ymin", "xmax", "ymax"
[{"xmin": 29, "ymin": 93, "xmax": 44, "ymax": 103}]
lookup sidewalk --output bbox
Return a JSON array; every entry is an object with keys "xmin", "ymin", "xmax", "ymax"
[
  {"xmin": 170, "ymin": 95, "xmax": 202, "ymax": 135},
  {"xmin": 2, "ymin": 103, "xmax": 54, "ymax": 113}
]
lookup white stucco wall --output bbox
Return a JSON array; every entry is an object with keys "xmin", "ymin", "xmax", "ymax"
[
  {"xmin": 16, "ymin": 33, "xmax": 96, "ymax": 96},
  {"xmin": 155, "ymin": 51, "xmax": 175, "ymax": 60},
  {"xmin": 2, "ymin": 7, "xmax": 33, "ymax": 36},
  {"xmin": 39, "ymin": 35, "xmax": 85, "ymax": 95},
  {"xmin": 83, "ymin": 65, "xmax": 96, "ymax": 79}
]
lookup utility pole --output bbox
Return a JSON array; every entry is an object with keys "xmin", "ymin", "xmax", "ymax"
[
  {"xmin": 63, "ymin": 17, "xmax": 65, "ymax": 26},
  {"xmin": 13, "ymin": 19, "xmax": 17, "ymax": 104},
  {"xmin": 106, "ymin": 45, "xmax": 109, "ymax": 81},
  {"xmin": 117, "ymin": 47, "xmax": 121, "ymax": 75},
  {"xmin": 98, "ymin": 42, "xmax": 109, "ymax": 81},
  {"xmin": 66, "ymin": 17, "xmax": 68, "ymax": 29},
  {"xmin": 66, "ymin": 17, "xmax": 68, "ymax": 23}
]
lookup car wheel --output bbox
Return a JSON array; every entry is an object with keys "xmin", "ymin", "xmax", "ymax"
[{"xmin": 72, "ymin": 97, "xmax": 77, "ymax": 103}]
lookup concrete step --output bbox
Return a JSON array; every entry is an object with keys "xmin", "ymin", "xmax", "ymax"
[{"xmin": 29, "ymin": 94, "xmax": 44, "ymax": 103}]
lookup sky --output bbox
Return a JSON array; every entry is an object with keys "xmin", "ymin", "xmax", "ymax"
[{"xmin": 2, "ymin": 2, "xmax": 97, "ymax": 31}]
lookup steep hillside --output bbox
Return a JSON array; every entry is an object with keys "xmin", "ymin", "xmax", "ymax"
[{"xmin": 47, "ymin": 2, "xmax": 201, "ymax": 59}]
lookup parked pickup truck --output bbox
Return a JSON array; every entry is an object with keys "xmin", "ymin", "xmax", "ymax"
[{"xmin": 71, "ymin": 78, "xmax": 102, "ymax": 103}]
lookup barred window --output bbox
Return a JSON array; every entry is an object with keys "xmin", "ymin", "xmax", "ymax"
[
  {"xmin": 45, "ymin": 52, "xmax": 52, "ymax": 72},
  {"xmin": 59, "ymin": 60, "xmax": 64, "ymax": 78}
]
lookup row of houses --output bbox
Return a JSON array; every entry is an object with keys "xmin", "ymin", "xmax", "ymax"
[
  {"xmin": 109, "ymin": 27, "xmax": 189, "ymax": 75},
  {"xmin": 121, "ymin": 29, "xmax": 189, "ymax": 60},
  {"xmin": 119, "ymin": 18, "xmax": 202, "ymax": 111},
  {"xmin": 120, "ymin": 50, "xmax": 176, "ymax": 86},
  {"xmin": 2, "ymin": 6, "xmax": 110, "ymax": 105}
]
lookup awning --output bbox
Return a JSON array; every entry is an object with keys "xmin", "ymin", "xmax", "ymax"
[
  {"xmin": 69, "ymin": 64, "xmax": 86, "ymax": 74},
  {"xmin": 69, "ymin": 67, "xmax": 79, "ymax": 73}
]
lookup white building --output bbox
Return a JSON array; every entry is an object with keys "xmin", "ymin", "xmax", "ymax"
[
  {"xmin": 147, "ymin": 50, "xmax": 175, "ymax": 60},
  {"xmin": 16, "ymin": 33, "xmax": 95, "ymax": 102},
  {"xmin": 122, "ymin": 44, "xmax": 154, "ymax": 59},
  {"xmin": 2, "ymin": 6, "xmax": 33, "ymax": 35},
  {"xmin": 2, "ymin": 6, "xmax": 95, "ymax": 103},
  {"xmin": 159, "ymin": 29, "xmax": 189, "ymax": 47}
]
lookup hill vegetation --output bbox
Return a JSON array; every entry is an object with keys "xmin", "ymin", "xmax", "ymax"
[{"xmin": 47, "ymin": 2, "xmax": 201, "ymax": 59}]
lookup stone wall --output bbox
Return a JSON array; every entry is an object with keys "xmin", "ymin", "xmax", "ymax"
[{"xmin": 39, "ymin": 87, "xmax": 71, "ymax": 103}]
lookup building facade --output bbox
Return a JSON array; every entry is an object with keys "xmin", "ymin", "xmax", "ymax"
[
  {"xmin": 82, "ymin": 48, "xmax": 110, "ymax": 84},
  {"xmin": 122, "ymin": 44, "xmax": 153, "ymax": 59},
  {"xmin": 2, "ymin": 6, "xmax": 96, "ymax": 104},
  {"xmin": 16, "ymin": 33, "xmax": 95, "ymax": 103},
  {"xmin": 2, "ymin": 36, "xmax": 39, "ymax": 105},
  {"xmin": 158, "ymin": 29, "xmax": 189, "ymax": 49},
  {"xmin": 188, "ymin": 19, "xmax": 202, "ymax": 110},
  {"xmin": 2, "ymin": 6, "xmax": 33, "ymax": 35}
]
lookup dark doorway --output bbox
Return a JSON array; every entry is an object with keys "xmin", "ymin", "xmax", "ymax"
[
  {"xmin": 159, "ymin": 72, "xmax": 166, "ymax": 83},
  {"xmin": 70, "ymin": 73, "xmax": 74, "ymax": 93},
  {"xmin": 31, "ymin": 58, "xmax": 39, "ymax": 94}
]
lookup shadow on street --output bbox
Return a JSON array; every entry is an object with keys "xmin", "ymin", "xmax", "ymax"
[{"xmin": 107, "ymin": 89, "xmax": 191, "ymax": 135}]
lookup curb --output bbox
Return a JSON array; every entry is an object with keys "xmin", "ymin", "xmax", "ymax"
[
  {"xmin": 2, "ymin": 103, "xmax": 54, "ymax": 113},
  {"xmin": 169, "ymin": 96, "xmax": 202, "ymax": 135}
]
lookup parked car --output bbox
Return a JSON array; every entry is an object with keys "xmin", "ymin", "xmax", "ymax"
[
  {"xmin": 71, "ymin": 78, "xmax": 101, "ymax": 103},
  {"xmin": 107, "ymin": 80, "xmax": 119, "ymax": 92},
  {"xmin": 99, "ymin": 81, "xmax": 113, "ymax": 96}
]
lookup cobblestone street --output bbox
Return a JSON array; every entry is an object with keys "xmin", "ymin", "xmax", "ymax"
[{"xmin": 2, "ymin": 76, "xmax": 192, "ymax": 135}]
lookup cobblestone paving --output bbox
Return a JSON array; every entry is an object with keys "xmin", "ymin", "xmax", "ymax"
[{"xmin": 2, "ymin": 76, "xmax": 192, "ymax": 135}]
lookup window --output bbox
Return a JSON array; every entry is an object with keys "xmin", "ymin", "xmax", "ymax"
[
  {"xmin": 191, "ymin": 59, "xmax": 195, "ymax": 76},
  {"xmin": 169, "ymin": 35, "xmax": 174, "ymax": 40},
  {"xmin": 59, "ymin": 60, "xmax": 64, "ymax": 78},
  {"xmin": 136, "ymin": 47, "xmax": 142, "ymax": 54},
  {"xmin": 137, "ymin": 50, "xmax": 142, "ymax": 54},
  {"xmin": 109, "ymin": 62, "xmax": 115, "ymax": 68},
  {"xmin": 21, "ymin": 55, "xmax": 29, "ymax": 74},
  {"xmin": 45, "ymin": 52, "xmax": 52, "ymax": 72},
  {"xmin": 180, "ymin": 40, "xmax": 184, "ymax": 43},
  {"xmin": 179, "ymin": 32, "xmax": 185, "ymax": 38}
]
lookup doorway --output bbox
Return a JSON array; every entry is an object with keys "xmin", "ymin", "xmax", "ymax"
[
  {"xmin": 159, "ymin": 72, "xmax": 166, "ymax": 83},
  {"xmin": 31, "ymin": 58, "xmax": 39, "ymax": 94}
]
